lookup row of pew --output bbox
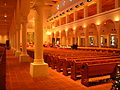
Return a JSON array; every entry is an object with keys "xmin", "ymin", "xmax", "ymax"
[{"xmin": 27, "ymin": 48, "xmax": 120, "ymax": 86}]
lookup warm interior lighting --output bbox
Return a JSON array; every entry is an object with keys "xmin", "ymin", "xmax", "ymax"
[
  {"xmin": 115, "ymin": 17, "xmax": 120, "ymax": 22},
  {"xmin": 73, "ymin": 26, "xmax": 76, "ymax": 30},
  {"xmin": 65, "ymin": 28, "xmax": 68, "ymax": 32},
  {"xmin": 4, "ymin": 2, "xmax": 6, "ymax": 6},
  {"xmin": 83, "ymin": 24, "xmax": 87, "ymax": 28},
  {"xmin": 96, "ymin": 22, "xmax": 101, "ymax": 25},
  {"xmin": 46, "ymin": 32, "xmax": 51, "ymax": 35},
  {"xmin": 4, "ymin": 13, "xmax": 7, "ymax": 18}
]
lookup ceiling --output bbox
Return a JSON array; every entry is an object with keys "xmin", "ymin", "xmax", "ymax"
[
  {"xmin": 0, "ymin": 0, "xmax": 58, "ymax": 32},
  {"xmin": 0, "ymin": 0, "xmax": 16, "ymax": 31}
]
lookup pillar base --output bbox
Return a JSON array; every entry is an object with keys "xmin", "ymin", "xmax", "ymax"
[
  {"xmin": 30, "ymin": 62, "xmax": 48, "ymax": 78},
  {"xmin": 15, "ymin": 51, "xmax": 21, "ymax": 57},
  {"xmin": 19, "ymin": 54, "xmax": 29, "ymax": 62},
  {"xmin": 13, "ymin": 49, "xmax": 16, "ymax": 55}
]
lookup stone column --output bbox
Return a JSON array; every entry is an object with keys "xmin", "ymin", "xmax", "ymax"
[
  {"xmin": 74, "ymin": 11, "xmax": 77, "ymax": 21},
  {"xmin": 115, "ymin": 21, "xmax": 120, "ymax": 48},
  {"xmin": 97, "ymin": 0, "xmax": 102, "ymax": 14},
  {"xmin": 73, "ymin": 30, "xmax": 76, "ymax": 44},
  {"xmin": 15, "ymin": 0, "xmax": 21, "ymax": 56},
  {"xmin": 15, "ymin": 25, "xmax": 21, "ymax": 56},
  {"xmin": 84, "ymin": 5, "xmax": 88, "ymax": 18},
  {"xmin": 84, "ymin": 27, "xmax": 88, "ymax": 47},
  {"xmin": 107, "ymin": 34, "xmax": 110, "ymax": 47},
  {"xmin": 30, "ymin": 2, "xmax": 48, "ymax": 77},
  {"xmin": 19, "ymin": 16, "xmax": 29, "ymax": 62},
  {"xmin": 115, "ymin": 0, "xmax": 120, "ymax": 8},
  {"xmin": 65, "ymin": 30, "xmax": 68, "ymax": 47},
  {"xmin": 59, "ymin": 31, "xmax": 62, "ymax": 45},
  {"xmin": 97, "ymin": 25, "xmax": 101, "ymax": 47},
  {"xmin": 10, "ymin": 32, "xmax": 14, "ymax": 52},
  {"xmin": 13, "ymin": 32, "xmax": 17, "ymax": 54}
]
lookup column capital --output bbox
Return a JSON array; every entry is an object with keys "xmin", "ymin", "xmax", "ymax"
[
  {"xmin": 32, "ymin": 2, "xmax": 44, "ymax": 14},
  {"xmin": 21, "ymin": 16, "xmax": 28, "ymax": 24}
]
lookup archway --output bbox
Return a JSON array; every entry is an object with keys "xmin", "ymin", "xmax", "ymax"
[
  {"xmin": 87, "ymin": 23, "xmax": 98, "ymax": 46},
  {"xmin": 100, "ymin": 20, "xmax": 117, "ymax": 48},
  {"xmin": 76, "ymin": 26, "xmax": 85, "ymax": 46}
]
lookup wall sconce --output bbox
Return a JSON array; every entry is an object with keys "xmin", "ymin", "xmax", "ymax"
[
  {"xmin": 46, "ymin": 32, "xmax": 51, "ymax": 35},
  {"xmin": 115, "ymin": 17, "xmax": 119, "ymax": 22},
  {"xmin": 65, "ymin": 28, "xmax": 68, "ymax": 32},
  {"xmin": 83, "ymin": 24, "xmax": 87, "ymax": 28},
  {"xmin": 73, "ymin": 26, "xmax": 76, "ymax": 30},
  {"xmin": 4, "ymin": 13, "xmax": 7, "ymax": 18},
  {"xmin": 96, "ymin": 22, "xmax": 101, "ymax": 26}
]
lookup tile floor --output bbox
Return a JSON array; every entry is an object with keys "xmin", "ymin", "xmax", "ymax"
[{"xmin": 6, "ymin": 50, "xmax": 113, "ymax": 90}]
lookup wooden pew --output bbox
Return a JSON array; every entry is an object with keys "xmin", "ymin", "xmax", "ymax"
[
  {"xmin": 81, "ymin": 63, "xmax": 117, "ymax": 86},
  {"xmin": 71, "ymin": 58, "xmax": 120, "ymax": 80},
  {"xmin": 63, "ymin": 56, "xmax": 120, "ymax": 76}
]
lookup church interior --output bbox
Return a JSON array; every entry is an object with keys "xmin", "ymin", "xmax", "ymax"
[{"xmin": 0, "ymin": 0, "xmax": 120, "ymax": 89}]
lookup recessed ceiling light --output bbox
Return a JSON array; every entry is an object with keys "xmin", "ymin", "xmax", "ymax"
[{"xmin": 4, "ymin": 13, "xmax": 7, "ymax": 18}]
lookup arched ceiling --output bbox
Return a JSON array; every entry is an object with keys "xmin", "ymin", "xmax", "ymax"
[{"xmin": 0, "ymin": 0, "xmax": 16, "ymax": 31}]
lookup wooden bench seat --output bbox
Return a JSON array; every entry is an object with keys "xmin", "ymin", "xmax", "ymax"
[
  {"xmin": 81, "ymin": 63, "xmax": 117, "ymax": 86},
  {"xmin": 71, "ymin": 58, "xmax": 120, "ymax": 80}
]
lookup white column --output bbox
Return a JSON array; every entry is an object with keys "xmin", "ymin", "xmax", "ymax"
[
  {"xmin": 97, "ymin": 25, "xmax": 101, "ymax": 47},
  {"xmin": 107, "ymin": 34, "xmax": 110, "ymax": 47},
  {"xmin": 19, "ymin": 16, "xmax": 29, "ymax": 62},
  {"xmin": 84, "ymin": 27, "xmax": 88, "ymax": 47},
  {"xmin": 78, "ymin": 36, "xmax": 80, "ymax": 46},
  {"xmin": 115, "ymin": 21, "xmax": 120, "ymax": 48},
  {"xmin": 84, "ymin": 5, "xmax": 88, "ymax": 18},
  {"xmin": 97, "ymin": 0, "xmax": 102, "ymax": 13},
  {"xmin": 11, "ymin": 32, "xmax": 14, "ymax": 49},
  {"xmin": 15, "ymin": 0, "xmax": 21, "ymax": 56},
  {"xmin": 74, "ymin": 11, "xmax": 77, "ymax": 21},
  {"xmin": 30, "ymin": 3, "xmax": 48, "ymax": 78},
  {"xmin": 65, "ymin": 30, "xmax": 68, "ymax": 47},
  {"xmin": 14, "ymin": 32, "xmax": 17, "ymax": 54},
  {"xmin": 59, "ymin": 31, "xmax": 62, "ymax": 45},
  {"xmin": 15, "ymin": 25, "xmax": 21, "ymax": 56},
  {"xmin": 73, "ymin": 30, "xmax": 76, "ymax": 44}
]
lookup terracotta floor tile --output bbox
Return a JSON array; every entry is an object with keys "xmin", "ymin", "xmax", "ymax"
[{"xmin": 6, "ymin": 50, "xmax": 112, "ymax": 90}]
